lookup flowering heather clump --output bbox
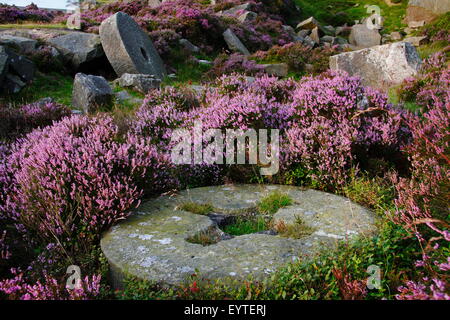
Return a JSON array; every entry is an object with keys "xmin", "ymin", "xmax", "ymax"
[
  {"xmin": 0, "ymin": 268, "xmax": 101, "ymax": 300},
  {"xmin": 397, "ymin": 52, "xmax": 450, "ymax": 111},
  {"xmin": 0, "ymin": 101, "xmax": 71, "ymax": 140},
  {"xmin": 1, "ymin": 115, "xmax": 176, "ymax": 254},
  {"xmin": 0, "ymin": 3, "xmax": 57, "ymax": 24},
  {"xmin": 206, "ymin": 53, "xmax": 265, "ymax": 79},
  {"xmin": 390, "ymin": 98, "xmax": 449, "ymax": 299}
]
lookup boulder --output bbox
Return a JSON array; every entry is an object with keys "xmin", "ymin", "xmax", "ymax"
[
  {"xmin": 100, "ymin": 12, "xmax": 167, "ymax": 79},
  {"xmin": 330, "ymin": 42, "xmax": 422, "ymax": 91},
  {"xmin": 48, "ymin": 32, "xmax": 104, "ymax": 70},
  {"xmin": 115, "ymin": 73, "xmax": 161, "ymax": 94},
  {"xmin": 296, "ymin": 17, "xmax": 320, "ymax": 31},
  {"xmin": 179, "ymin": 38, "xmax": 200, "ymax": 53},
  {"xmin": 72, "ymin": 73, "xmax": 113, "ymax": 113},
  {"xmin": 3, "ymin": 74, "xmax": 26, "ymax": 93},
  {"xmin": 405, "ymin": 0, "xmax": 450, "ymax": 25},
  {"xmin": 262, "ymin": 63, "xmax": 289, "ymax": 77},
  {"xmin": 0, "ymin": 35, "xmax": 37, "ymax": 54},
  {"xmin": 349, "ymin": 24, "xmax": 381, "ymax": 49},
  {"xmin": 297, "ymin": 29, "xmax": 310, "ymax": 38},
  {"xmin": 310, "ymin": 27, "xmax": 320, "ymax": 44},
  {"xmin": 223, "ymin": 28, "xmax": 250, "ymax": 55},
  {"xmin": 282, "ymin": 25, "xmax": 304, "ymax": 43},
  {"xmin": 6, "ymin": 49, "xmax": 35, "ymax": 83},
  {"xmin": 390, "ymin": 31, "xmax": 403, "ymax": 41},
  {"xmin": 404, "ymin": 36, "xmax": 429, "ymax": 46},
  {"xmin": 238, "ymin": 11, "xmax": 257, "ymax": 23}
]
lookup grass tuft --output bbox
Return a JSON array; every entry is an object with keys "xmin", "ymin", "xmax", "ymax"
[
  {"xmin": 179, "ymin": 202, "xmax": 214, "ymax": 215},
  {"xmin": 257, "ymin": 191, "xmax": 293, "ymax": 214}
]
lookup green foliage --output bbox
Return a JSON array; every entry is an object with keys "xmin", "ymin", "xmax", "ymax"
[
  {"xmin": 274, "ymin": 215, "xmax": 316, "ymax": 239},
  {"xmin": 179, "ymin": 202, "xmax": 214, "ymax": 215},
  {"xmin": 222, "ymin": 216, "xmax": 268, "ymax": 236},
  {"xmin": 257, "ymin": 191, "xmax": 293, "ymax": 214},
  {"xmin": 185, "ymin": 229, "xmax": 221, "ymax": 246}
]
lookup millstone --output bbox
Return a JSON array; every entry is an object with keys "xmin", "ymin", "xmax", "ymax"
[
  {"xmin": 99, "ymin": 12, "xmax": 166, "ymax": 79},
  {"xmin": 101, "ymin": 185, "xmax": 377, "ymax": 289}
]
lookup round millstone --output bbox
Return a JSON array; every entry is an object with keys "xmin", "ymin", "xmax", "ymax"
[
  {"xmin": 101, "ymin": 185, "xmax": 378, "ymax": 289},
  {"xmin": 99, "ymin": 12, "xmax": 167, "ymax": 79}
]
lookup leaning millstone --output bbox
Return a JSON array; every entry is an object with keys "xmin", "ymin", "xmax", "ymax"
[
  {"xmin": 330, "ymin": 42, "xmax": 422, "ymax": 91},
  {"xmin": 116, "ymin": 73, "xmax": 161, "ymax": 94},
  {"xmin": 72, "ymin": 73, "xmax": 113, "ymax": 113},
  {"xmin": 0, "ymin": 35, "xmax": 37, "ymax": 54},
  {"xmin": 179, "ymin": 38, "xmax": 200, "ymax": 53},
  {"xmin": 262, "ymin": 63, "xmax": 288, "ymax": 77},
  {"xmin": 404, "ymin": 36, "xmax": 429, "ymax": 47},
  {"xmin": 238, "ymin": 11, "xmax": 257, "ymax": 23},
  {"xmin": 296, "ymin": 17, "xmax": 320, "ymax": 31},
  {"xmin": 223, "ymin": 28, "xmax": 250, "ymax": 55},
  {"xmin": 99, "ymin": 12, "xmax": 167, "ymax": 79},
  {"xmin": 101, "ymin": 184, "xmax": 377, "ymax": 289},
  {"xmin": 349, "ymin": 24, "xmax": 381, "ymax": 49},
  {"xmin": 48, "ymin": 32, "xmax": 104, "ymax": 69}
]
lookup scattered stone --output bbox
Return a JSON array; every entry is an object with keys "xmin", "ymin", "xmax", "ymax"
[
  {"xmin": 321, "ymin": 35, "xmax": 334, "ymax": 43},
  {"xmin": 238, "ymin": 11, "xmax": 257, "ymax": 23},
  {"xmin": 296, "ymin": 17, "xmax": 320, "ymax": 31},
  {"xmin": 310, "ymin": 27, "xmax": 320, "ymax": 44},
  {"xmin": 189, "ymin": 84, "xmax": 207, "ymax": 95},
  {"xmin": 179, "ymin": 38, "xmax": 200, "ymax": 54},
  {"xmin": 335, "ymin": 25, "xmax": 352, "ymax": 37},
  {"xmin": 48, "ymin": 32, "xmax": 104, "ymax": 70},
  {"xmin": 390, "ymin": 31, "xmax": 403, "ymax": 41},
  {"xmin": 3, "ymin": 74, "xmax": 25, "ymax": 93},
  {"xmin": 223, "ymin": 3, "xmax": 252, "ymax": 16},
  {"xmin": 223, "ymin": 28, "xmax": 250, "ymax": 55},
  {"xmin": 116, "ymin": 73, "xmax": 161, "ymax": 94},
  {"xmin": 321, "ymin": 25, "xmax": 336, "ymax": 36},
  {"xmin": 334, "ymin": 37, "xmax": 349, "ymax": 45},
  {"xmin": 99, "ymin": 12, "xmax": 167, "ymax": 79},
  {"xmin": 408, "ymin": 20, "xmax": 426, "ymax": 28},
  {"xmin": 349, "ymin": 24, "xmax": 381, "ymax": 49},
  {"xmin": 101, "ymin": 185, "xmax": 377, "ymax": 289},
  {"xmin": 262, "ymin": 63, "xmax": 288, "ymax": 77},
  {"xmin": 404, "ymin": 36, "xmax": 429, "ymax": 46},
  {"xmin": 330, "ymin": 42, "xmax": 422, "ymax": 91},
  {"xmin": 282, "ymin": 25, "xmax": 304, "ymax": 43},
  {"xmin": 0, "ymin": 35, "xmax": 37, "ymax": 54},
  {"xmin": 115, "ymin": 90, "xmax": 132, "ymax": 103},
  {"xmin": 72, "ymin": 73, "xmax": 113, "ymax": 113},
  {"xmin": 297, "ymin": 29, "xmax": 310, "ymax": 38},
  {"xmin": 148, "ymin": 0, "xmax": 163, "ymax": 8},
  {"xmin": 197, "ymin": 59, "xmax": 212, "ymax": 65},
  {"xmin": 405, "ymin": 0, "xmax": 450, "ymax": 26},
  {"xmin": 207, "ymin": 213, "xmax": 236, "ymax": 227},
  {"xmin": 302, "ymin": 36, "xmax": 316, "ymax": 48}
]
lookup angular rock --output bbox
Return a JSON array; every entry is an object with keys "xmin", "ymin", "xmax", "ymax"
[
  {"xmin": 99, "ymin": 12, "xmax": 167, "ymax": 79},
  {"xmin": 404, "ymin": 36, "xmax": 429, "ymax": 46},
  {"xmin": 3, "ymin": 74, "xmax": 26, "ymax": 93},
  {"xmin": 0, "ymin": 35, "xmax": 37, "ymax": 54},
  {"xmin": 223, "ymin": 28, "xmax": 250, "ymax": 55},
  {"xmin": 48, "ymin": 32, "xmax": 104, "ymax": 69},
  {"xmin": 72, "ymin": 73, "xmax": 113, "ymax": 113},
  {"xmin": 297, "ymin": 29, "xmax": 310, "ymax": 38},
  {"xmin": 349, "ymin": 24, "xmax": 381, "ymax": 49},
  {"xmin": 296, "ymin": 17, "xmax": 320, "ymax": 31},
  {"xmin": 390, "ymin": 31, "xmax": 403, "ymax": 41},
  {"xmin": 282, "ymin": 25, "xmax": 303, "ymax": 43},
  {"xmin": 6, "ymin": 49, "xmax": 35, "ymax": 83},
  {"xmin": 302, "ymin": 36, "xmax": 316, "ymax": 48},
  {"xmin": 310, "ymin": 27, "xmax": 320, "ymax": 44},
  {"xmin": 330, "ymin": 42, "xmax": 422, "ymax": 91},
  {"xmin": 262, "ymin": 63, "xmax": 289, "ymax": 77},
  {"xmin": 179, "ymin": 38, "xmax": 200, "ymax": 53},
  {"xmin": 321, "ymin": 25, "xmax": 336, "ymax": 36},
  {"xmin": 406, "ymin": 0, "xmax": 450, "ymax": 25},
  {"xmin": 116, "ymin": 73, "xmax": 161, "ymax": 94},
  {"xmin": 238, "ymin": 11, "xmax": 257, "ymax": 23}
]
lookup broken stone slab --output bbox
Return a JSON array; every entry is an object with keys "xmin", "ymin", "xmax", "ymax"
[
  {"xmin": 179, "ymin": 38, "xmax": 200, "ymax": 53},
  {"xmin": 100, "ymin": 12, "xmax": 167, "ymax": 79},
  {"xmin": 72, "ymin": 73, "xmax": 113, "ymax": 113},
  {"xmin": 223, "ymin": 28, "xmax": 250, "ymax": 55},
  {"xmin": 330, "ymin": 41, "xmax": 422, "ymax": 91},
  {"xmin": 48, "ymin": 32, "xmax": 104, "ymax": 70},
  {"xmin": 349, "ymin": 24, "xmax": 381, "ymax": 49},
  {"xmin": 238, "ymin": 11, "xmax": 257, "ymax": 23},
  {"xmin": 296, "ymin": 16, "xmax": 320, "ymax": 31},
  {"xmin": 261, "ymin": 63, "xmax": 289, "ymax": 77},
  {"xmin": 0, "ymin": 35, "xmax": 37, "ymax": 54},
  {"xmin": 404, "ymin": 36, "xmax": 429, "ymax": 46},
  {"xmin": 405, "ymin": 0, "xmax": 450, "ymax": 26},
  {"xmin": 101, "ymin": 185, "xmax": 377, "ymax": 289},
  {"xmin": 115, "ymin": 73, "xmax": 161, "ymax": 94}
]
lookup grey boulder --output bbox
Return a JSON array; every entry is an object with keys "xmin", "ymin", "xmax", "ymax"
[
  {"xmin": 72, "ymin": 73, "xmax": 113, "ymax": 113},
  {"xmin": 349, "ymin": 24, "xmax": 381, "ymax": 49},
  {"xmin": 223, "ymin": 28, "xmax": 250, "ymax": 55},
  {"xmin": 115, "ymin": 73, "xmax": 161, "ymax": 94}
]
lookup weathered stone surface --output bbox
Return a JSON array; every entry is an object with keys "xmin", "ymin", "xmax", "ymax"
[
  {"xmin": 72, "ymin": 73, "xmax": 113, "ymax": 113},
  {"xmin": 238, "ymin": 11, "xmax": 257, "ymax": 23},
  {"xmin": 6, "ymin": 49, "xmax": 35, "ymax": 83},
  {"xmin": 0, "ymin": 35, "xmax": 37, "ymax": 54},
  {"xmin": 223, "ymin": 3, "xmax": 252, "ymax": 16},
  {"xmin": 282, "ymin": 25, "xmax": 303, "ymax": 43},
  {"xmin": 262, "ymin": 63, "xmax": 289, "ymax": 77},
  {"xmin": 296, "ymin": 17, "xmax": 320, "ymax": 31},
  {"xmin": 3, "ymin": 74, "xmax": 25, "ymax": 93},
  {"xmin": 99, "ymin": 12, "xmax": 167, "ymax": 79},
  {"xmin": 223, "ymin": 28, "xmax": 250, "ymax": 55},
  {"xmin": 404, "ymin": 36, "xmax": 429, "ymax": 46},
  {"xmin": 116, "ymin": 73, "xmax": 161, "ymax": 94},
  {"xmin": 406, "ymin": 0, "xmax": 450, "ymax": 25},
  {"xmin": 310, "ymin": 27, "xmax": 320, "ymax": 44},
  {"xmin": 0, "ymin": 46, "xmax": 8, "ymax": 86},
  {"xmin": 101, "ymin": 185, "xmax": 377, "ymax": 289},
  {"xmin": 48, "ymin": 32, "xmax": 104, "ymax": 69},
  {"xmin": 297, "ymin": 29, "xmax": 310, "ymax": 38},
  {"xmin": 179, "ymin": 38, "xmax": 200, "ymax": 53},
  {"xmin": 390, "ymin": 31, "xmax": 403, "ymax": 41},
  {"xmin": 330, "ymin": 41, "xmax": 422, "ymax": 91},
  {"xmin": 349, "ymin": 24, "xmax": 381, "ymax": 49}
]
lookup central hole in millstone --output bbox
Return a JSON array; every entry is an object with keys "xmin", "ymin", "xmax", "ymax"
[{"xmin": 140, "ymin": 47, "xmax": 148, "ymax": 60}]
